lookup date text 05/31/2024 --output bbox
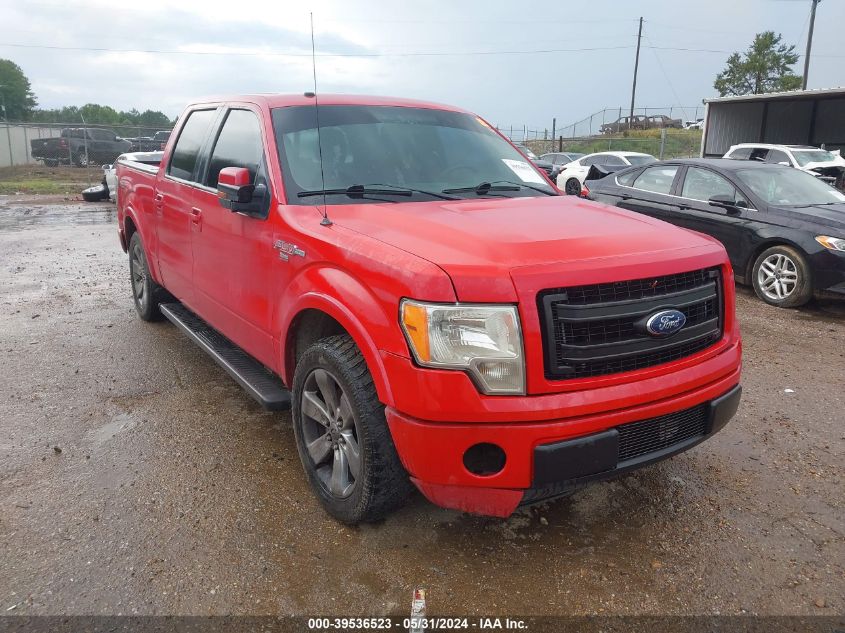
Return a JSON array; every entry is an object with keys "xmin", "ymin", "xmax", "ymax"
[{"xmin": 307, "ymin": 617, "xmax": 528, "ymax": 630}]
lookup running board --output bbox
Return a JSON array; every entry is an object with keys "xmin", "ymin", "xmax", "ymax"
[{"xmin": 159, "ymin": 303, "xmax": 291, "ymax": 411}]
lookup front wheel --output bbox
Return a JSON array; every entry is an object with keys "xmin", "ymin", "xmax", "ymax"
[
  {"xmin": 564, "ymin": 178, "xmax": 582, "ymax": 196},
  {"xmin": 292, "ymin": 334, "xmax": 412, "ymax": 524},
  {"xmin": 751, "ymin": 245, "xmax": 813, "ymax": 308}
]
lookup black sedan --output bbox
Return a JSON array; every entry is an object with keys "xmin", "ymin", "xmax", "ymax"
[{"xmin": 587, "ymin": 158, "xmax": 845, "ymax": 308}]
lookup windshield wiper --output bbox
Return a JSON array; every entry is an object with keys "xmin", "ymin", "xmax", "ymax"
[
  {"xmin": 442, "ymin": 182, "xmax": 520, "ymax": 195},
  {"xmin": 298, "ymin": 183, "xmax": 458, "ymax": 201},
  {"xmin": 365, "ymin": 183, "xmax": 460, "ymax": 201},
  {"xmin": 489, "ymin": 180, "xmax": 557, "ymax": 196},
  {"xmin": 442, "ymin": 180, "xmax": 556, "ymax": 196},
  {"xmin": 298, "ymin": 184, "xmax": 412, "ymax": 199}
]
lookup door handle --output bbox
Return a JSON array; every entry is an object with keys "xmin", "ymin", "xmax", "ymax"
[
  {"xmin": 190, "ymin": 207, "xmax": 202, "ymax": 231},
  {"xmin": 154, "ymin": 193, "xmax": 164, "ymax": 205}
]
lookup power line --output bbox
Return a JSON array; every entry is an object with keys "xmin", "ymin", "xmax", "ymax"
[{"xmin": 0, "ymin": 41, "xmax": 635, "ymax": 58}]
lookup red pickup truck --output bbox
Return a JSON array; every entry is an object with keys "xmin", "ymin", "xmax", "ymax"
[{"xmin": 116, "ymin": 94, "xmax": 742, "ymax": 523}]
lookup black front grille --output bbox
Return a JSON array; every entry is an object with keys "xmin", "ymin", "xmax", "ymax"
[
  {"xmin": 539, "ymin": 268, "xmax": 723, "ymax": 379},
  {"xmin": 561, "ymin": 268, "xmax": 711, "ymax": 305},
  {"xmin": 617, "ymin": 404, "xmax": 708, "ymax": 462}
]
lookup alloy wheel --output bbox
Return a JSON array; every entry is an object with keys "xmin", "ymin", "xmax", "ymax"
[
  {"xmin": 757, "ymin": 253, "xmax": 798, "ymax": 301},
  {"xmin": 130, "ymin": 242, "xmax": 148, "ymax": 310},
  {"xmin": 300, "ymin": 368, "xmax": 361, "ymax": 499}
]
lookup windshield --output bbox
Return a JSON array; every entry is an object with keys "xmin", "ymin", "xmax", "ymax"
[
  {"xmin": 625, "ymin": 155, "xmax": 657, "ymax": 166},
  {"xmin": 736, "ymin": 167, "xmax": 845, "ymax": 206},
  {"xmin": 516, "ymin": 146, "xmax": 539, "ymax": 160},
  {"xmin": 272, "ymin": 105, "xmax": 556, "ymax": 205},
  {"xmin": 792, "ymin": 149, "xmax": 837, "ymax": 167}
]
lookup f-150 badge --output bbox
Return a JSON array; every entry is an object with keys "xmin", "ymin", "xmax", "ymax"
[{"xmin": 273, "ymin": 240, "xmax": 305, "ymax": 261}]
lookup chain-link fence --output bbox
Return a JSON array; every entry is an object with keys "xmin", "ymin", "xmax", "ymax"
[
  {"xmin": 524, "ymin": 129, "xmax": 703, "ymax": 161},
  {"xmin": 0, "ymin": 121, "xmax": 172, "ymax": 169},
  {"xmin": 496, "ymin": 106, "xmax": 706, "ymax": 143}
]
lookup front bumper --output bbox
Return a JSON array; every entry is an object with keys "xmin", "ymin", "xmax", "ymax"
[
  {"xmin": 809, "ymin": 248, "xmax": 845, "ymax": 295},
  {"xmin": 386, "ymin": 372, "xmax": 741, "ymax": 517}
]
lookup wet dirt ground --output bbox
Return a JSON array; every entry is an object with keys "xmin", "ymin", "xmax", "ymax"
[{"xmin": 1, "ymin": 196, "xmax": 842, "ymax": 617}]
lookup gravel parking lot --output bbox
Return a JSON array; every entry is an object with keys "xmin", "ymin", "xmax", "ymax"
[{"xmin": 1, "ymin": 196, "xmax": 842, "ymax": 617}]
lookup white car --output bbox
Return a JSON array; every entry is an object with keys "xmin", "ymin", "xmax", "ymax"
[
  {"xmin": 556, "ymin": 151, "xmax": 657, "ymax": 195},
  {"xmin": 683, "ymin": 119, "xmax": 704, "ymax": 130},
  {"xmin": 723, "ymin": 144, "xmax": 845, "ymax": 186}
]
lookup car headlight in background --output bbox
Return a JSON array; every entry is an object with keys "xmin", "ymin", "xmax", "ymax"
[
  {"xmin": 400, "ymin": 300, "xmax": 525, "ymax": 395},
  {"xmin": 815, "ymin": 235, "xmax": 845, "ymax": 252}
]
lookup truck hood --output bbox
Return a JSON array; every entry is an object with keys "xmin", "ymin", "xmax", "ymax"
[{"xmin": 330, "ymin": 195, "xmax": 725, "ymax": 301}]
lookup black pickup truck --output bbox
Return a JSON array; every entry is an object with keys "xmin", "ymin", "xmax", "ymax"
[
  {"xmin": 126, "ymin": 130, "xmax": 172, "ymax": 153},
  {"xmin": 30, "ymin": 128, "xmax": 133, "ymax": 167}
]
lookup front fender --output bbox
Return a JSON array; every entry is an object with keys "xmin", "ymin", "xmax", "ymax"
[{"xmin": 276, "ymin": 265, "xmax": 408, "ymax": 406}]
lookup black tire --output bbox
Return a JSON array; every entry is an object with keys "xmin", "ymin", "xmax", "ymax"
[
  {"xmin": 751, "ymin": 245, "xmax": 813, "ymax": 308},
  {"xmin": 564, "ymin": 178, "xmax": 581, "ymax": 196},
  {"xmin": 128, "ymin": 232, "xmax": 166, "ymax": 321},
  {"xmin": 82, "ymin": 184, "xmax": 109, "ymax": 202},
  {"xmin": 292, "ymin": 334, "xmax": 412, "ymax": 524}
]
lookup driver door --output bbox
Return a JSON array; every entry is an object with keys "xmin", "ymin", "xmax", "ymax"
[{"xmin": 190, "ymin": 106, "xmax": 279, "ymax": 369}]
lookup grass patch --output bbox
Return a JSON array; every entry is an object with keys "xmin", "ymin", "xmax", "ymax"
[
  {"xmin": 0, "ymin": 165, "xmax": 99, "ymax": 195},
  {"xmin": 527, "ymin": 129, "xmax": 703, "ymax": 159}
]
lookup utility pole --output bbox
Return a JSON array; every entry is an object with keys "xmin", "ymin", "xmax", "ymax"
[
  {"xmin": 629, "ymin": 17, "xmax": 643, "ymax": 129},
  {"xmin": 802, "ymin": 0, "xmax": 820, "ymax": 90}
]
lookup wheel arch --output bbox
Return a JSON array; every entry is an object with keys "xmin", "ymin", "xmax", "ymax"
[
  {"xmin": 743, "ymin": 237, "xmax": 809, "ymax": 284},
  {"xmin": 279, "ymin": 285, "xmax": 397, "ymax": 407}
]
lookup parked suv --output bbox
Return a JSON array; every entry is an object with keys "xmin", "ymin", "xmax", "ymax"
[
  {"xmin": 724, "ymin": 143, "xmax": 845, "ymax": 189},
  {"xmin": 116, "ymin": 95, "xmax": 741, "ymax": 523}
]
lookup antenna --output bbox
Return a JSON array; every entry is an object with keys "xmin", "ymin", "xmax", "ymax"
[{"xmin": 310, "ymin": 12, "xmax": 332, "ymax": 226}]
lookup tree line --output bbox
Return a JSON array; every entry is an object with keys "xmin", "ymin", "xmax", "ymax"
[{"xmin": 0, "ymin": 59, "xmax": 174, "ymax": 129}]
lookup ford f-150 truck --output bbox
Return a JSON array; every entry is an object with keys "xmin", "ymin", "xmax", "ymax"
[{"xmin": 116, "ymin": 94, "xmax": 742, "ymax": 524}]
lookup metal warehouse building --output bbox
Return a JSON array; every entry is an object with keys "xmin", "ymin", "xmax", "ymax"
[{"xmin": 700, "ymin": 87, "xmax": 845, "ymax": 157}]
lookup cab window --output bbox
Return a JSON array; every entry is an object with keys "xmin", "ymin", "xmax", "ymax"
[
  {"xmin": 632, "ymin": 165, "xmax": 678, "ymax": 194},
  {"xmin": 205, "ymin": 109, "xmax": 264, "ymax": 189},
  {"xmin": 168, "ymin": 109, "xmax": 217, "ymax": 182}
]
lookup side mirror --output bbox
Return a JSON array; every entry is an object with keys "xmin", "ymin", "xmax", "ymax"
[
  {"xmin": 709, "ymin": 194, "xmax": 739, "ymax": 211},
  {"xmin": 217, "ymin": 166, "xmax": 266, "ymax": 214}
]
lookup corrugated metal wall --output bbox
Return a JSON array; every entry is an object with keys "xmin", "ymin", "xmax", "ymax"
[
  {"xmin": 765, "ymin": 100, "xmax": 813, "ymax": 144},
  {"xmin": 704, "ymin": 102, "xmax": 764, "ymax": 156},
  {"xmin": 0, "ymin": 125, "xmax": 63, "ymax": 168},
  {"xmin": 703, "ymin": 94, "xmax": 845, "ymax": 156},
  {"xmin": 814, "ymin": 98, "xmax": 845, "ymax": 146}
]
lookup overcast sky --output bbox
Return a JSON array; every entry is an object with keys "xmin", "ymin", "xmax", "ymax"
[{"xmin": 2, "ymin": 0, "xmax": 843, "ymax": 130}]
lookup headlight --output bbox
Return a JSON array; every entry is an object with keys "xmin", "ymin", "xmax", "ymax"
[
  {"xmin": 400, "ymin": 300, "xmax": 525, "ymax": 395},
  {"xmin": 815, "ymin": 235, "xmax": 845, "ymax": 252}
]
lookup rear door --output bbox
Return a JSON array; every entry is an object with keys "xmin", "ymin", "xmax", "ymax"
[
  {"xmin": 669, "ymin": 166, "xmax": 752, "ymax": 270},
  {"xmin": 155, "ymin": 107, "xmax": 220, "ymax": 304},
  {"xmin": 617, "ymin": 164, "xmax": 681, "ymax": 223},
  {"xmin": 190, "ymin": 106, "xmax": 278, "ymax": 369}
]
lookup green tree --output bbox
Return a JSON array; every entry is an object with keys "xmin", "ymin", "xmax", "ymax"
[
  {"xmin": 0, "ymin": 59, "xmax": 37, "ymax": 120},
  {"xmin": 714, "ymin": 31, "xmax": 803, "ymax": 96}
]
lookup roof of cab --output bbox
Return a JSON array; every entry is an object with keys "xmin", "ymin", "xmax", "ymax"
[{"xmin": 183, "ymin": 93, "xmax": 466, "ymax": 113}]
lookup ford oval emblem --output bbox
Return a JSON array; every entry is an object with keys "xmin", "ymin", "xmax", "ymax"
[{"xmin": 645, "ymin": 309, "xmax": 686, "ymax": 337}]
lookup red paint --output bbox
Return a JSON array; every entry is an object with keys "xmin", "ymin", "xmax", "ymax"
[{"xmin": 116, "ymin": 94, "xmax": 742, "ymax": 517}]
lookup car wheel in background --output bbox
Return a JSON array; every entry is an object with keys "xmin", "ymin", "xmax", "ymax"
[
  {"xmin": 564, "ymin": 178, "xmax": 582, "ymax": 196},
  {"xmin": 292, "ymin": 334, "xmax": 412, "ymax": 524},
  {"xmin": 752, "ymin": 245, "xmax": 813, "ymax": 308},
  {"xmin": 73, "ymin": 151, "xmax": 89, "ymax": 168},
  {"xmin": 81, "ymin": 184, "xmax": 109, "ymax": 202},
  {"xmin": 128, "ymin": 232, "xmax": 165, "ymax": 321}
]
